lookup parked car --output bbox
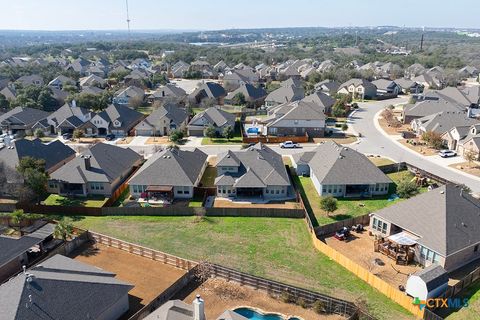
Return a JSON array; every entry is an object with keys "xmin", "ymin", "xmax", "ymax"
[
  {"xmin": 279, "ymin": 141, "xmax": 300, "ymax": 148},
  {"xmin": 105, "ymin": 134, "xmax": 116, "ymax": 141},
  {"xmin": 62, "ymin": 133, "xmax": 72, "ymax": 140},
  {"xmin": 438, "ymin": 150, "xmax": 457, "ymax": 158}
]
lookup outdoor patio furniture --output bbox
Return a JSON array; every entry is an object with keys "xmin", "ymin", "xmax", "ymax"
[
  {"xmin": 352, "ymin": 224, "xmax": 364, "ymax": 233},
  {"xmin": 334, "ymin": 227, "xmax": 350, "ymax": 241}
]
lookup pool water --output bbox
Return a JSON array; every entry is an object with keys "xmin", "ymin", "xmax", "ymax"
[
  {"xmin": 247, "ymin": 127, "xmax": 260, "ymax": 134},
  {"xmin": 234, "ymin": 307, "xmax": 299, "ymax": 320}
]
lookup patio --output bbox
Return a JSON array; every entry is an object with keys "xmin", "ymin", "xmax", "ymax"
[{"xmin": 324, "ymin": 227, "xmax": 422, "ymax": 289}]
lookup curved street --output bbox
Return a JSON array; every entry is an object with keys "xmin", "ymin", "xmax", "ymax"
[{"xmin": 349, "ymin": 97, "xmax": 480, "ymax": 193}]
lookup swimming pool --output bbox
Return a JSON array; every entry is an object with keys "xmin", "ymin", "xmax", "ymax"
[
  {"xmin": 246, "ymin": 127, "xmax": 260, "ymax": 134},
  {"xmin": 233, "ymin": 307, "xmax": 300, "ymax": 320}
]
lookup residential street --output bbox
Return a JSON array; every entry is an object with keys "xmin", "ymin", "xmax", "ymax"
[{"xmin": 349, "ymin": 97, "xmax": 480, "ymax": 193}]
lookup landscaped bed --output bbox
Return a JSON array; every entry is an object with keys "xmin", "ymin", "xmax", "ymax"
[
  {"xmin": 73, "ymin": 216, "xmax": 412, "ymax": 320},
  {"xmin": 43, "ymin": 194, "xmax": 108, "ymax": 207}
]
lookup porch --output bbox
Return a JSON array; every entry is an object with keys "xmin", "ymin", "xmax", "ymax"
[{"xmin": 138, "ymin": 185, "xmax": 174, "ymax": 206}]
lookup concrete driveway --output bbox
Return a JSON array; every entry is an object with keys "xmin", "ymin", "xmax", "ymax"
[{"xmin": 349, "ymin": 97, "xmax": 480, "ymax": 192}]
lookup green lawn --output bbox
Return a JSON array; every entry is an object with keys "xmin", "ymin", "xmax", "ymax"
[
  {"xmin": 73, "ymin": 216, "xmax": 412, "ymax": 320},
  {"xmin": 294, "ymin": 170, "xmax": 425, "ymax": 226},
  {"xmin": 201, "ymin": 120, "xmax": 243, "ymax": 145},
  {"xmin": 444, "ymin": 280, "xmax": 480, "ymax": 319},
  {"xmin": 200, "ymin": 166, "xmax": 217, "ymax": 187},
  {"xmin": 188, "ymin": 195, "xmax": 204, "ymax": 207},
  {"xmin": 136, "ymin": 105, "xmax": 154, "ymax": 115},
  {"xmin": 43, "ymin": 194, "xmax": 108, "ymax": 208},
  {"xmin": 369, "ymin": 157, "xmax": 396, "ymax": 167}
]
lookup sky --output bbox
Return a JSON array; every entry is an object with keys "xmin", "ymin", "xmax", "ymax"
[{"xmin": 0, "ymin": 0, "xmax": 479, "ymax": 31}]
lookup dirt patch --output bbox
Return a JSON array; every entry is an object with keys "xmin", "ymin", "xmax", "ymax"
[
  {"xmin": 183, "ymin": 278, "xmax": 344, "ymax": 320},
  {"xmin": 312, "ymin": 135, "xmax": 358, "ymax": 144},
  {"xmin": 378, "ymin": 117, "xmax": 410, "ymax": 136},
  {"xmin": 213, "ymin": 198, "xmax": 302, "ymax": 209},
  {"xmin": 449, "ymin": 161, "xmax": 480, "ymax": 178},
  {"xmin": 398, "ymin": 139, "xmax": 438, "ymax": 156},
  {"xmin": 73, "ymin": 243, "xmax": 186, "ymax": 317},
  {"xmin": 368, "ymin": 157, "xmax": 395, "ymax": 166},
  {"xmin": 145, "ymin": 137, "xmax": 170, "ymax": 144},
  {"xmin": 324, "ymin": 229, "xmax": 421, "ymax": 289},
  {"xmin": 116, "ymin": 136, "xmax": 134, "ymax": 145}
]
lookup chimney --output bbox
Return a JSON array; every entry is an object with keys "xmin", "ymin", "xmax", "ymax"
[
  {"xmin": 193, "ymin": 295, "xmax": 205, "ymax": 320},
  {"xmin": 72, "ymin": 100, "xmax": 77, "ymax": 108},
  {"xmin": 83, "ymin": 155, "xmax": 91, "ymax": 170}
]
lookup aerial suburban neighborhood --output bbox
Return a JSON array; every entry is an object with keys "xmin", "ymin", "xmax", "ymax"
[{"xmin": 1, "ymin": 1, "xmax": 480, "ymax": 320}]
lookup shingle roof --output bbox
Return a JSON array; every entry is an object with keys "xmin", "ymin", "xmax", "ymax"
[
  {"xmin": 413, "ymin": 111, "xmax": 479, "ymax": 134},
  {"xmin": 144, "ymin": 300, "xmax": 193, "ymax": 320},
  {"xmin": 128, "ymin": 148, "xmax": 207, "ymax": 187},
  {"xmin": 339, "ymin": 78, "xmax": 377, "ymax": 92},
  {"xmin": 413, "ymin": 264, "xmax": 449, "ymax": 291},
  {"xmin": 189, "ymin": 107, "xmax": 235, "ymax": 128},
  {"xmin": 225, "ymin": 83, "xmax": 267, "ymax": 101},
  {"xmin": 265, "ymin": 85, "xmax": 305, "ymax": 105},
  {"xmin": 190, "ymin": 82, "xmax": 226, "ymax": 99},
  {"xmin": 215, "ymin": 143, "xmax": 290, "ymax": 188},
  {"xmin": 0, "ymin": 107, "xmax": 49, "ymax": 127},
  {"xmin": 140, "ymin": 103, "xmax": 187, "ymax": 129},
  {"xmin": 374, "ymin": 184, "xmax": 480, "ymax": 256},
  {"xmin": 301, "ymin": 141, "xmax": 392, "ymax": 185},
  {"xmin": 302, "ymin": 91, "xmax": 336, "ymax": 111},
  {"xmin": 0, "ymin": 254, "xmax": 133, "ymax": 320},
  {"xmin": 267, "ymin": 100, "xmax": 326, "ymax": 127},
  {"xmin": 50, "ymin": 143, "xmax": 141, "ymax": 184},
  {"xmin": 404, "ymin": 99, "xmax": 465, "ymax": 118},
  {"xmin": 96, "ymin": 104, "xmax": 144, "ymax": 131}
]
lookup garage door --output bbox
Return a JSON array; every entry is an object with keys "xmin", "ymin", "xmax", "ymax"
[
  {"xmin": 136, "ymin": 129, "xmax": 153, "ymax": 136},
  {"xmin": 188, "ymin": 129, "xmax": 204, "ymax": 136}
]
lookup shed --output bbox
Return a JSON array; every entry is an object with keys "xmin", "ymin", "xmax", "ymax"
[{"xmin": 406, "ymin": 264, "xmax": 449, "ymax": 300}]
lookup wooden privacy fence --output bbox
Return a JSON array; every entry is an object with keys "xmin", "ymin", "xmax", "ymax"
[
  {"xmin": 88, "ymin": 231, "xmax": 197, "ymax": 271},
  {"xmin": 242, "ymin": 133, "xmax": 309, "ymax": 144},
  {"xmin": 310, "ymin": 233, "xmax": 425, "ymax": 319},
  {"xmin": 210, "ymin": 264, "xmax": 363, "ymax": 319},
  {"xmin": 315, "ymin": 214, "xmax": 370, "ymax": 237},
  {"xmin": 129, "ymin": 266, "xmax": 200, "ymax": 320}
]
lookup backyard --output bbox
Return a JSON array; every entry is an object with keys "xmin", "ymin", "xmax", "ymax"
[
  {"xmin": 73, "ymin": 216, "xmax": 412, "ymax": 320},
  {"xmin": 42, "ymin": 194, "xmax": 108, "ymax": 207},
  {"xmin": 293, "ymin": 170, "xmax": 425, "ymax": 226},
  {"xmin": 443, "ymin": 280, "xmax": 480, "ymax": 319}
]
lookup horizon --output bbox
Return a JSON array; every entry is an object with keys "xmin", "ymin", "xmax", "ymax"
[{"xmin": 1, "ymin": 0, "xmax": 479, "ymax": 31}]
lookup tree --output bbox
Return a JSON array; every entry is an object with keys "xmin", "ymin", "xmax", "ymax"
[
  {"xmin": 396, "ymin": 179, "xmax": 419, "ymax": 199},
  {"xmin": 73, "ymin": 129, "xmax": 84, "ymax": 139},
  {"xmin": 129, "ymin": 96, "xmax": 144, "ymax": 109},
  {"xmin": 320, "ymin": 195, "xmax": 337, "ymax": 217},
  {"xmin": 421, "ymin": 131, "xmax": 444, "ymax": 149},
  {"xmin": 231, "ymin": 92, "xmax": 246, "ymax": 106},
  {"xmin": 341, "ymin": 123, "xmax": 348, "ymax": 131},
  {"xmin": 464, "ymin": 151, "xmax": 478, "ymax": 168},
  {"xmin": 222, "ymin": 125, "xmax": 234, "ymax": 140},
  {"xmin": 16, "ymin": 157, "xmax": 48, "ymax": 203},
  {"xmin": 169, "ymin": 129, "xmax": 184, "ymax": 144},
  {"xmin": 34, "ymin": 128, "xmax": 45, "ymax": 138},
  {"xmin": 53, "ymin": 218, "xmax": 74, "ymax": 241},
  {"xmin": 204, "ymin": 125, "xmax": 217, "ymax": 139},
  {"xmin": 0, "ymin": 93, "xmax": 9, "ymax": 109}
]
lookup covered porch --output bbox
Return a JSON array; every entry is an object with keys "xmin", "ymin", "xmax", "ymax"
[
  {"xmin": 374, "ymin": 231, "xmax": 417, "ymax": 266},
  {"xmin": 235, "ymin": 187, "xmax": 265, "ymax": 199},
  {"xmin": 139, "ymin": 185, "xmax": 174, "ymax": 205},
  {"xmin": 345, "ymin": 184, "xmax": 372, "ymax": 198},
  {"xmin": 59, "ymin": 183, "xmax": 86, "ymax": 196}
]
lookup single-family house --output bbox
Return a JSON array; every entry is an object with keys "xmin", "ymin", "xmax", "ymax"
[
  {"xmin": 224, "ymin": 83, "xmax": 267, "ymax": 107},
  {"xmin": 314, "ymin": 80, "xmax": 340, "ymax": 96},
  {"xmin": 189, "ymin": 82, "xmax": 226, "ymax": 105},
  {"xmin": 48, "ymin": 143, "xmax": 142, "ymax": 197},
  {"xmin": 32, "ymin": 101, "xmax": 94, "ymax": 135},
  {"xmin": 292, "ymin": 142, "xmax": 391, "ymax": 197},
  {"xmin": 147, "ymin": 84, "xmax": 187, "ymax": 104},
  {"xmin": 370, "ymin": 184, "xmax": 480, "ymax": 271},
  {"xmin": 394, "ymin": 78, "xmax": 423, "ymax": 94},
  {"xmin": 371, "ymin": 79, "xmax": 401, "ymax": 95},
  {"xmin": 264, "ymin": 79, "xmax": 305, "ymax": 108},
  {"xmin": 112, "ymin": 86, "xmax": 145, "ymax": 107},
  {"xmin": 412, "ymin": 73, "xmax": 443, "ymax": 90},
  {"xmin": 405, "ymin": 63, "xmax": 426, "ymax": 78},
  {"xmin": 223, "ymin": 69, "xmax": 259, "ymax": 91},
  {"xmin": 0, "ymin": 86, "xmax": 17, "ymax": 100},
  {"xmin": 129, "ymin": 148, "xmax": 207, "ymax": 201},
  {"xmin": 187, "ymin": 107, "xmax": 235, "ymax": 136},
  {"xmin": 0, "ymin": 107, "xmax": 50, "ymax": 136},
  {"xmin": 134, "ymin": 103, "xmax": 188, "ymax": 136},
  {"xmin": 302, "ymin": 91, "xmax": 336, "ymax": 114},
  {"xmin": 79, "ymin": 74, "xmax": 106, "ymax": 88},
  {"xmin": 458, "ymin": 66, "xmax": 479, "ymax": 79},
  {"xmin": 442, "ymin": 124, "xmax": 480, "ymax": 160},
  {"xmin": 265, "ymin": 100, "xmax": 326, "ymax": 137},
  {"xmin": 48, "ymin": 75, "xmax": 76, "ymax": 90},
  {"xmin": 402, "ymin": 100, "xmax": 465, "ymax": 124},
  {"xmin": 0, "ymin": 254, "xmax": 133, "ymax": 320},
  {"xmin": 338, "ymin": 78, "xmax": 377, "ymax": 99},
  {"xmin": 411, "ymin": 111, "xmax": 478, "ymax": 136},
  {"xmin": 16, "ymin": 74, "xmax": 44, "ymax": 87},
  {"xmin": 0, "ymin": 138, "xmax": 75, "ymax": 196},
  {"xmin": 214, "ymin": 143, "xmax": 291, "ymax": 200},
  {"xmin": 90, "ymin": 104, "xmax": 144, "ymax": 136}
]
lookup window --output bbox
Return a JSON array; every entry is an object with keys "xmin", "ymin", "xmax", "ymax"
[
  {"xmin": 281, "ymin": 189, "xmax": 285, "ymax": 194},
  {"xmin": 475, "ymin": 245, "xmax": 479, "ymax": 252},
  {"xmin": 266, "ymin": 189, "xmax": 269, "ymax": 194},
  {"xmin": 184, "ymin": 189, "xmax": 190, "ymax": 195},
  {"xmin": 322, "ymin": 187, "xmax": 327, "ymax": 193},
  {"xmin": 276, "ymin": 190, "xmax": 279, "ymax": 194}
]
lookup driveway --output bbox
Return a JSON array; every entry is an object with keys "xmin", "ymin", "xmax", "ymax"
[{"xmin": 349, "ymin": 97, "xmax": 480, "ymax": 193}]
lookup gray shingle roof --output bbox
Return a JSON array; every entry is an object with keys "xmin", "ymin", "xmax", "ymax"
[
  {"xmin": 129, "ymin": 148, "xmax": 207, "ymax": 187},
  {"xmin": 190, "ymin": 82, "xmax": 226, "ymax": 99},
  {"xmin": 0, "ymin": 254, "xmax": 133, "ymax": 320},
  {"xmin": 141, "ymin": 103, "xmax": 187, "ymax": 129},
  {"xmin": 301, "ymin": 141, "xmax": 391, "ymax": 185},
  {"xmin": 50, "ymin": 143, "xmax": 141, "ymax": 184},
  {"xmin": 413, "ymin": 264, "xmax": 449, "ymax": 291},
  {"xmin": 413, "ymin": 111, "xmax": 479, "ymax": 134},
  {"xmin": 144, "ymin": 300, "xmax": 193, "ymax": 320},
  {"xmin": 225, "ymin": 83, "xmax": 267, "ymax": 101},
  {"xmin": 0, "ymin": 107, "xmax": 49, "ymax": 127},
  {"xmin": 97, "ymin": 104, "xmax": 144, "ymax": 132},
  {"xmin": 404, "ymin": 99, "xmax": 465, "ymax": 118},
  {"xmin": 374, "ymin": 184, "xmax": 480, "ymax": 256},
  {"xmin": 215, "ymin": 143, "xmax": 290, "ymax": 188},
  {"xmin": 266, "ymin": 84, "xmax": 305, "ymax": 105},
  {"xmin": 302, "ymin": 91, "xmax": 336, "ymax": 112},
  {"xmin": 189, "ymin": 107, "xmax": 235, "ymax": 128}
]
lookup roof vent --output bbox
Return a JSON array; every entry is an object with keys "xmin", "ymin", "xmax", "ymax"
[
  {"xmin": 440, "ymin": 190, "xmax": 445, "ymax": 194},
  {"xmin": 226, "ymin": 155, "xmax": 230, "ymax": 158}
]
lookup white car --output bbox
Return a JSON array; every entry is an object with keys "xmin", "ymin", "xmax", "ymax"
[
  {"xmin": 438, "ymin": 150, "xmax": 457, "ymax": 158},
  {"xmin": 279, "ymin": 141, "xmax": 300, "ymax": 148}
]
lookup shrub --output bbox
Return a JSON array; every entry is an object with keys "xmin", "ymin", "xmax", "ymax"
[
  {"xmin": 296, "ymin": 297, "xmax": 308, "ymax": 308},
  {"xmin": 421, "ymin": 131, "xmax": 444, "ymax": 149},
  {"xmin": 312, "ymin": 300, "xmax": 326, "ymax": 314},
  {"xmin": 169, "ymin": 129, "xmax": 184, "ymax": 143},
  {"xmin": 34, "ymin": 128, "xmax": 45, "ymax": 138},
  {"xmin": 320, "ymin": 195, "xmax": 337, "ymax": 216},
  {"xmin": 280, "ymin": 291, "xmax": 294, "ymax": 303},
  {"xmin": 341, "ymin": 123, "xmax": 348, "ymax": 131},
  {"xmin": 396, "ymin": 179, "xmax": 419, "ymax": 199}
]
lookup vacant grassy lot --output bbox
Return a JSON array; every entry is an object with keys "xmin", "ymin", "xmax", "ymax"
[
  {"xmin": 43, "ymin": 194, "xmax": 108, "ymax": 207},
  {"xmin": 294, "ymin": 170, "xmax": 424, "ymax": 226},
  {"xmin": 74, "ymin": 216, "xmax": 412, "ymax": 320}
]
